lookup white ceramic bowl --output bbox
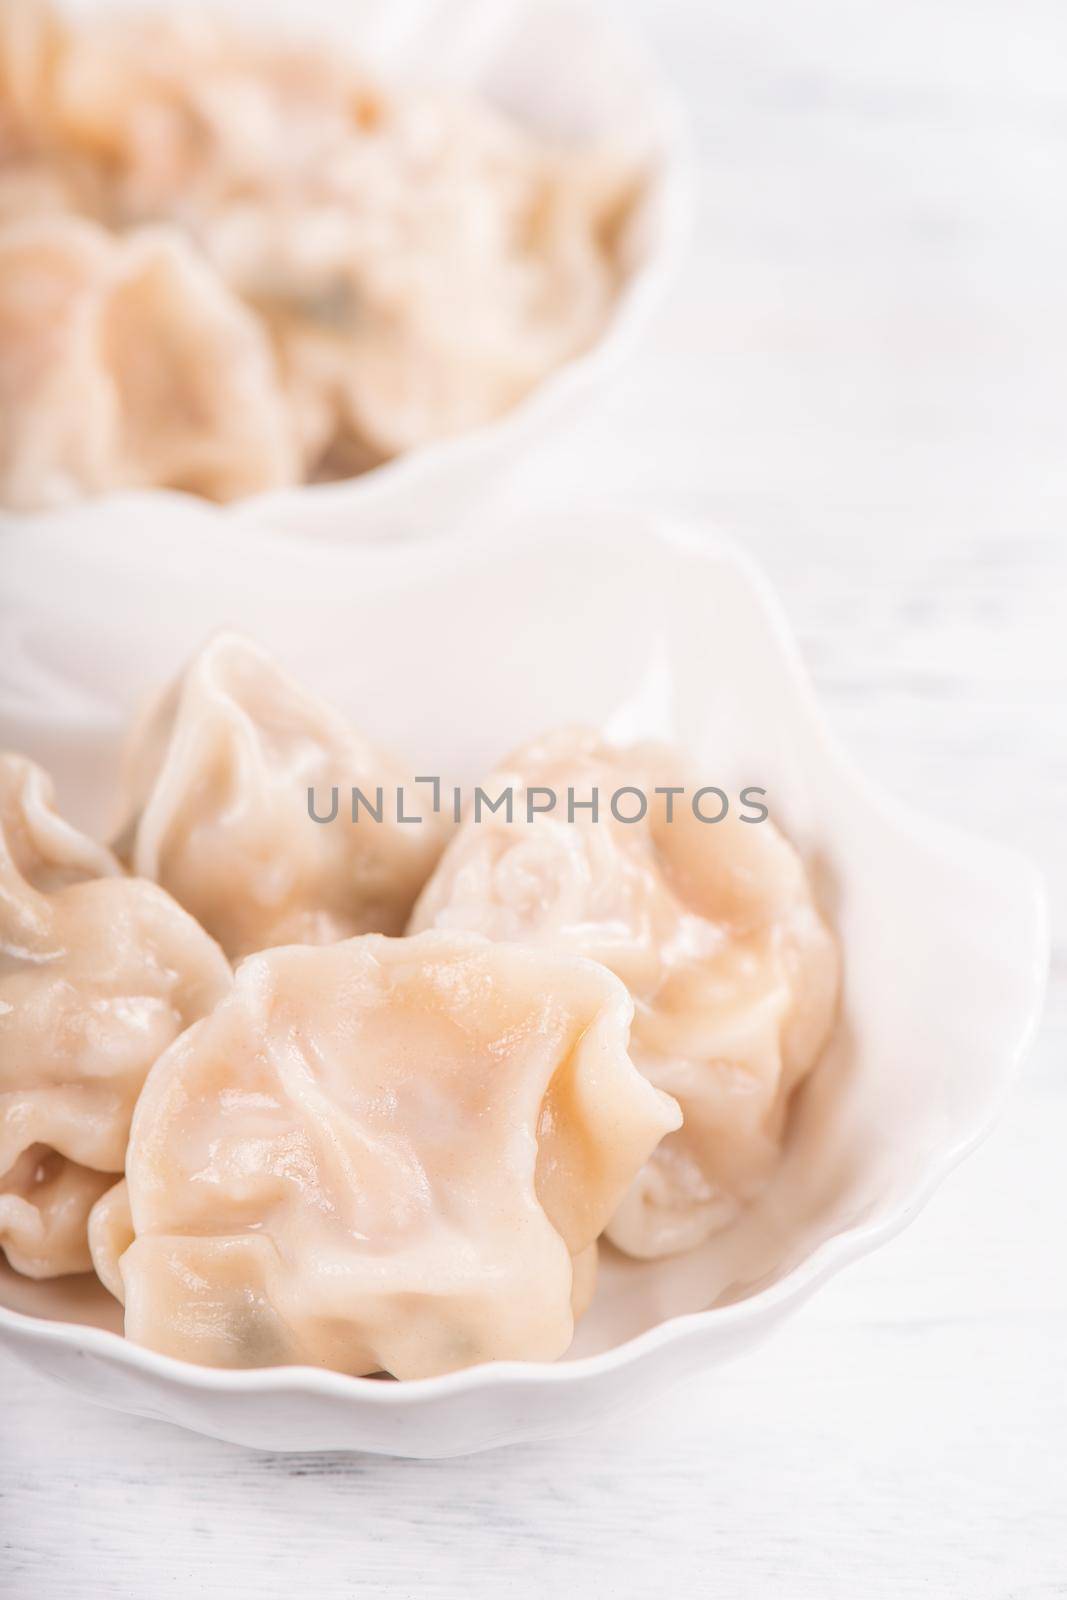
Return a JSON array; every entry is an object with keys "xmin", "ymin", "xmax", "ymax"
[
  {"xmin": 0, "ymin": 504, "xmax": 1047, "ymax": 1455},
  {"xmin": 39, "ymin": 0, "xmax": 691, "ymax": 543}
]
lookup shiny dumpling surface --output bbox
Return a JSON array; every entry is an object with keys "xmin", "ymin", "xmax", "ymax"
[
  {"xmin": 410, "ymin": 728, "xmax": 840, "ymax": 1259},
  {"xmin": 100, "ymin": 930, "xmax": 680, "ymax": 1378},
  {"xmin": 121, "ymin": 634, "xmax": 446, "ymax": 961},
  {"xmin": 0, "ymin": 1147, "xmax": 114, "ymax": 1279},
  {"xmin": 0, "ymin": 753, "xmax": 231, "ymax": 1278}
]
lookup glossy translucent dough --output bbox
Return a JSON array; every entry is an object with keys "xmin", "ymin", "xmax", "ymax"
[
  {"xmin": 411, "ymin": 729, "xmax": 840, "ymax": 1258},
  {"xmin": 87, "ymin": 1177, "xmax": 132, "ymax": 1301},
  {"xmin": 0, "ymin": 753, "xmax": 231, "ymax": 1278},
  {"xmin": 121, "ymin": 634, "xmax": 446, "ymax": 960},
  {"xmin": 109, "ymin": 931, "xmax": 680, "ymax": 1377},
  {"xmin": 0, "ymin": 212, "xmax": 298, "ymax": 509}
]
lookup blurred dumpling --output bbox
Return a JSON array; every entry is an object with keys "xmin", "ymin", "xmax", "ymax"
[
  {"xmin": 0, "ymin": 0, "xmax": 62, "ymax": 140},
  {"xmin": 0, "ymin": 213, "xmax": 298, "ymax": 509},
  {"xmin": 96, "ymin": 930, "xmax": 681, "ymax": 1377},
  {"xmin": 411, "ymin": 729, "xmax": 840, "ymax": 1259},
  {"xmin": 221, "ymin": 109, "xmax": 639, "ymax": 465},
  {"xmin": 121, "ymin": 634, "xmax": 447, "ymax": 961},
  {"xmin": 0, "ymin": 0, "xmax": 641, "ymax": 501},
  {"xmin": 40, "ymin": 4, "xmax": 637, "ymax": 466},
  {"xmin": 0, "ymin": 754, "xmax": 231, "ymax": 1278}
]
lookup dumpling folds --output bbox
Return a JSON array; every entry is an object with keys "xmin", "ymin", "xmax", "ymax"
[
  {"xmin": 1, "ymin": 0, "xmax": 640, "ymax": 490},
  {"xmin": 121, "ymin": 634, "xmax": 446, "ymax": 961},
  {"xmin": 238, "ymin": 112, "xmax": 639, "ymax": 464},
  {"xmin": 411, "ymin": 729, "xmax": 840, "ymax": 1259},
  {"xmin": 94, "ymin": 930, "xmax": 681, "ymax": 1378},
  {"xmin": 0, "ymin": 754, "xmax": 230, "ymax": 1278},
  {"xmin": 1, "ymin": 1148, "xmax": 114, "ymax": 1280},
  {"xmin": 0, "ymin": 213, "xmax": 297, "ymax": 509}
]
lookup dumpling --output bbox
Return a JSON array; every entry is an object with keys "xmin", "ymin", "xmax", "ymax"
[
  {"xmin": 43, "ymin": 6, "xmax": 370, "ymax": 219},
  {"xmin": 93, "ymin": 930, "xmax": 681, "ymax": 1377},
  {"xmin": 0, "ymin": 753, "xmax": 231, "ymax": 1278},
  {"xmin": 121, "ymin": 634, "xmax": 447, "ymax": 961},
  {"xmin": 0, "ymin": 213, "xmax": 298, "ymax": 509},
  {"xmin": 43, "ymin": 0, "xmax": 634, "ymax": 465},
  {"xmin": 1, "ymin": 0, "xmax": 642, "ymax": 499},
  {"xmin": 0, "ymin": 1149, "xmax": 114, "ymax": 1279},
  {"xmin": 0, "ymin": 0, "xmax": 63, "ymax": 141},
  {"xmin": 0, "ymin": 215, "xmax": 111, "ymax": 509},
  {"xmin": 87, "ymin": 1177, "xmax": 133, "ymax": 1302},
  {"xmin": 410, "ymin": 729, "xmax": 840, "ymax": 1259},
  {"xmin": 219, "ymin": 106, "xmax": 638, "ymax": 465},
  {"xmin": 87, "ymin": 1175, "xmax": 600, "ymax": 1329}
]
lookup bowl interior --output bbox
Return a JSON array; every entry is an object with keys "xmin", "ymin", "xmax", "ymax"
[{"xmin": 0, "ymin": 505, "xmax": 1043, "ymax": 1359}]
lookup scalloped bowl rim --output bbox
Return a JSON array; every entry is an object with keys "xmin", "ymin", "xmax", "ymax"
[{"xmin": 0, "ymin": 516, "xmax": 1049, "ymax": 1407}]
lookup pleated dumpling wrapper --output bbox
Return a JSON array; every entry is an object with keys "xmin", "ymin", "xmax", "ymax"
[
  {"xmin": 0, "ymin": 0, "xmax": 640, "ymax": 495},
  {"xmin": 0, "ymin": 213, "xmax": 298, "ymax": 510},
  {"xmin": 120, "ymin": 633, "xmax": 446, "ymax": 961},
  {"xmin": 0, "ymin": 754, "xmax": 230, "ymax": 1278},
  {"xmin": 410, "ymin": 729, "xmax": 840, "ymax": 1259},
  {"xmin": 90, "ymin": 931, "xmax": 681, "ymax": 1378}
]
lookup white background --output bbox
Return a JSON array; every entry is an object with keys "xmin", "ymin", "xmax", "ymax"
[{"xmin": 3, "ymin": 0, "xmax": 1066, "ymax": 1594}]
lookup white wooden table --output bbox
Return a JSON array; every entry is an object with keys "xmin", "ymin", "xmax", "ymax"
[{"xmin": 3, "ymin": 1, "xmax": 1065, "ymax": 1593}]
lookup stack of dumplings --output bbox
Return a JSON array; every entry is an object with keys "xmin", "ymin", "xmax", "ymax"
[
  {"xmin": 0, "ymin": 0, "xmax": 642, "ymax": 509},
  {"xmin": 0, "ymin": 636, "xmax": 839, "ymax": 1379},
  {"xmin": 412, "ymin": 728, "xmax": 840, "ymax": 1258}
]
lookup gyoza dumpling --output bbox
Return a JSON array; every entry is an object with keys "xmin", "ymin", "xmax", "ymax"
[
  {"xmin": 121, "ymin": 634, "xmax": 446, "ymax": 961},
  {"xmin": 0, "ymin": 214, "xmax": 298, "ymax": 509},
  {"xmin": 410, "ymin": 729, "xmax": 840, "ymax": 1259},
  {"xmin": 92, "ymin": 931, "xmax": 680, "ymax": 1377},
  {"xmin": 0, "ymin": 754, "xmax": 230, "ymax": 1278}
]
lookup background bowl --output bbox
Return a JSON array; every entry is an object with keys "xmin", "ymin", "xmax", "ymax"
[
  {"xmin": 37, "ymin": 0, "xmax": 692, "ymax": 542},
  {"xmin": 0, "ymin": 504, "xmax": 1047, "ymax": 1454}
]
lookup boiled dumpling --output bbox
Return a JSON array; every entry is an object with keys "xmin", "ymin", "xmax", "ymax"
[
  {"xmin": 87, "ymin": 1177, "xmax": 133, "ymax": 1302},
  {"xmin": 121, "ymin": 634, "xmax": 447, "ymax": 961},
  {"xmin": 93, "ymin": 930, "xmax": 681, "ymax": 1377},
  {"xmin": 38, "ymin": 0, "xmax": 636, "ymax": 464},
  {"xmin": 232, "ymin": 114, "xmax": 639, "ymax": 464},
  {"xmin": 0, "ymin": 216, "xmax": 110, "ymax": 508},
  {"xmin": 0, "ymin": 753, "xmax": 231, "ymax": 1278},
  {"xmin": 410, "ymin": 728, "xmax": 840, "ymax": 1259},
  {"xmin": 87, "ymin": 1175, "xmax": 599, "ymax": 1338},
  {"xmin": 0, "ymin": 0, "xmax": 641, "ymax": 500},
  {"xmin": 0, "ymin": 213, "xmax": 298, "ymax": 509},
  {"xmin": 0, "ymin": 0, "xmax": 62, "ymax": 138},
  {"xmin": 0, "ymin": 1148, "xmax": 115, "ymax": 1279}
]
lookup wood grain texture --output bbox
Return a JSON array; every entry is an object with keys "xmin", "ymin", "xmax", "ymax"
[{"xmin": 2, "ymin": 0, "xmax": 1066, "ymax": 1594}]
